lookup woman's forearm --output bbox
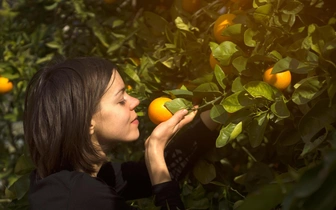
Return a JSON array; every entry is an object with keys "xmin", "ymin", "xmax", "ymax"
[
  {"xmin": 144, "ymin": 109, "xmax": 196, "ymax": 185},
  {"xmin": 145, "ymin": 140, "xmax": 171, "ymax": 185}
]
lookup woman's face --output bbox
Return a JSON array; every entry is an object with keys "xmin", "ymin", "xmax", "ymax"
[{"xmin": 90, "ymin": 70, "xmax": 140, "ymax": 144}]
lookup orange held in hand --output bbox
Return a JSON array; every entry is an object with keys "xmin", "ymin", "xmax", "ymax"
[
  {"xmin": 213, "ymin": 13, "xmax": 236, "ymax": 43},
  {"xmin": 263, "ymin": 67, "xmax": 292, "ymax": 91},
  {"xmin": 182, "ymin": 0, "xmax": 201, "ymax": 14},
  {"xmin": 148, "ymin": 97, "xmax": 173, "ymax": 125},
  {"xmin": 0, "ymin": 76, "xmax": 13, "ymax": 94}
]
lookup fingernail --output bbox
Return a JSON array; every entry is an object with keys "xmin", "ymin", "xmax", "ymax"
[{"xmin": 182, "ymin": 109, "xmax": 188, "ymax": 114}]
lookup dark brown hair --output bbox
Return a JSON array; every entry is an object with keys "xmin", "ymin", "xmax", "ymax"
[{"xmin": 24, "ymin": 57, "xmax": 117, "ymax": 178}]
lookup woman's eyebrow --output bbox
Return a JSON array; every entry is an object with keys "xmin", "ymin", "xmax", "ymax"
[{"xmin": 114, "ymin": 87, "xmax": 125, "ymax": 96}]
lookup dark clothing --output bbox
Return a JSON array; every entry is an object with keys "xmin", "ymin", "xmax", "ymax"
[{"xmin": 29, "ymin": 116, "xmax": 218, "ymax": 210}]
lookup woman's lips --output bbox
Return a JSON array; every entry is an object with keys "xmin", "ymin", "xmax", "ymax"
[{"xmin": 131, "ymin": 118, "xmax": 139, "ymax": 125}]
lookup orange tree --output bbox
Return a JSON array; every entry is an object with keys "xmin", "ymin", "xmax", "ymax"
[
  {"xmin": 1, "ymin": 0, "xmax": 336, "ymax": 209},
  {"xmin": 123, "ymin": 0, "xmax": 336, "ymax": 209}
]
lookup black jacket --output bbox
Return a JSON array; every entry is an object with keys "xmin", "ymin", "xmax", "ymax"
[{"xmin": 29, "ymin": 116, "xmax": 218, "ymax": 210}]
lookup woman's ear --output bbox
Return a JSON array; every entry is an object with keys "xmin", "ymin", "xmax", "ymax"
[{"xmin": 90, "ymin": 120, "xmax": 95, "ymax": 135}]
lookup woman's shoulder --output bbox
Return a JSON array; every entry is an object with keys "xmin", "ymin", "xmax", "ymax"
[
  {"xmin": 30, "ymin": 170, "xmax": 99, "ymax": 187},
  {"xmin": 29, "ymin": 170, "xmax": 126, "ymax": 209}
]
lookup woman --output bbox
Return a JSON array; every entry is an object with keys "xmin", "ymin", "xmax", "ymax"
[{"xmin": 24, "ymin": 57, "xmax": 219, "ymax": 209}]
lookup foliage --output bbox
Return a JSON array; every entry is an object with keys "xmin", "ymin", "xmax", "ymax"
[{"xmin": 0, "ymin": 0, "xmax": 335, "ymax": 209}]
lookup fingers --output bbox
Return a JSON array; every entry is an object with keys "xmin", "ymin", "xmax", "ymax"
[
  {"xmin": 146, "ymin": 109, "xmax": 197, "ymax": 143},
  {"xmin": 168, "ymin": 109, "xmax": 189, "ymax": 124},
  {"xmin": 166, "ymin": 108, "xmax": 197, "ymax": 129}
]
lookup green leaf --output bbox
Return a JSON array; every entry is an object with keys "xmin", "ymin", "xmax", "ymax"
[
  {"xmin": 247, "ymin": 112, "xmax": 269, "ymax": 148},
  {"xmin": 300, "ymin": 131, "xmax": 328, "ymax": 157},
  {"xmin": 303, "ymin": 24, "xmax": 336, "ymax": 55},
  {"xmin": 165, "ymin": 98, "xmax": 193, "ymax": 114},
  {"xmin": 236, "ymin": 183, "xmax": 292, "ymax": 210},
  {"xmin": 322, "ymin": 37, "xmax": 336, "ymax": 57},
  {"xmin": 87, "ymin": 19, "xmax": 109, "ymax": 47},
  {"xmin": 160, "ymin": 55, "xmax": 175, "ymax": 69},
  {"xmin": 221, "ymin": 91, "xmax": 255, "ymax": 113},
  {"xmin": 44, "ymin": 2, "xmax": 59, "ymax": 10},
  {"xmin": 327, "ymin": 75, "xmax": 336, "ymax": 103},
  {"xmin": 221, "ymin": 24, "xmax": 243, "ymax": 41},
  {"xmin": 214, "ymin": 65, "xmax": 226, "ymax": 90},
  {"xmin": 143, "ymin": 11, "xmax": 169, "ymax": 35},
  {"xmin": 45, "ymin": 41, "xmax": 61, "ymax": 49},
  {"xmin": 276, "ymin": 128, "xmax": 302, "ymax": 146},
  {"xmin": 253, "ymin": 4, "xmax": 273, "ymax": 25},
  {"xmin": 193, "ymin": 159, "xmax": 216, "ymax": 184},
  {"xmin": 298, "ymin": 98, "xmax": 336, "ymax": 143},
  {"xmin": 185, "ymin": 197, "xmax": 210, "ymax": 210},
  {"xmin": 253, "ymin": 0, "xmax": 268, "ymax": 8},
  {"xmin": 244, "ymin": 81, "xmax": 275, "ymax": 101},
  {"xmin": 244, "ymin": 28, "xmax": 258, "ymax": 47},
  {"xmin": 292, "ymin": 76, "xmax": 327, "ymax": 105},
  {"xmin": 213, "ymin": 41, "xmax": 241, "ymax": 66},
  {"xmin": 232, "ymin": 77, "xmax": 249, "ymax": 93},
  {"xmin": 14, "ymin": 155, "xmax": 35, "ymax": 175},
  {"xmin": 282, "ymin": 150, "xmax": 336, "ymax": 210},
  {"xmin": 6, "ymin": 174, "xmax": 30, "ymax": 200},
  {"xmin": 210, "ymin": 104, "xmax": 231, "ymax": 124},
  {"xmin": 123, "ymin": 64, "xmax": 141, "ymax": 83},
  {"xmin": 193, "ymin": 82, "xmax": 221, "ymax": 95},
  {"xmin": 163, "ymin": 89, "xmax": 193, "ymax": 98},
  {"xmin": 270, "ymin": 98, "xmax": 290, "ymax": 118},
  {"xmin": 174, "ymin": 16, "xmax": 198, "ymax": 32},
  {"xmin": 273, "ymin": 56, "xmax": 317, "ymax": 74},
  {"xmin": 268, "ymin": 50, "xmax": 282, "ymax": 60},
  {"xmin": 231, "ymin": 121, "xmax": 243, "ymax": 139},
  {"xmin": 244, "ymin": 162, "xmax": 275, "ymax": 191},
  {"xmin": 229, "ymin": 108, "xmax": 254, "ymax": 125},
  {"xmin": 281, "ymin": 1, "xmax": 304, "ymax": 15},
  {"xmin": 232, "ymin": 56, "xmax": 248, "ymax": 73},
  {"xmin": 36, "ymin": 53, "xmax": 54, "ymax": 65},
  {"xmin": 209, "ymin": 41, "xmax": 219, "ymax": 52},
  {"xmin": 107, "ymin": 42, "xmax": 123, "ymax": 53},
  {"xmin": 110, "ymin": 19, "xmax": 124, "ymax": 28},
  {"xmin": 216, "ymin": 122, "xmax": 243, "ymax": 148}
]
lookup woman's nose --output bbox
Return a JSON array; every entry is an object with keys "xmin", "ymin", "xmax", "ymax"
[{"xmin": 130, "ymin": 96, "xmax": 140, "ymax": 110}]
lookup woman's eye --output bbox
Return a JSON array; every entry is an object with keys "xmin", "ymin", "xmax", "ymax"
[{"xmin": 119, "ymin": 99, "xmax": 126, "ymax": 105}]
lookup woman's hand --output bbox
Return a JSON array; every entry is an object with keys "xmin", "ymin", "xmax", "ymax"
[
  {"xmin": 145, "ymin": 108, "xmax": 197, "ymax": 185},
  {"xmin": 145, "ymin": 108, "xmax": 197, "ymax": 149}
]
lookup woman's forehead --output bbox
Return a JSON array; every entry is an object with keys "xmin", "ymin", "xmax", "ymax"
[{"xmin": 105, "ymin": 71, "xmax": 125, "ymax": 95}]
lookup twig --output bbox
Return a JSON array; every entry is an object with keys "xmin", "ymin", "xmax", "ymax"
[
  {"xmin": 188, "ymin": 95, "xmax": 223, "ymax": 111},
  {"xmin": 241, "ymin": 146, "xmax": 257, "ymax": 162}
]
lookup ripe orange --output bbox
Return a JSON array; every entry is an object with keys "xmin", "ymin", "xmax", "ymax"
[
  {"xmin": 148, "ymin": 97, "xmax": 173, "ymax": 125},
  {"xmin": 182, "ymin": 0, "xmax": 201, "ymax": 14},
  {"xmin": 213, "ymin": 14, "xmax": 236, "ymax": 43},
  {"xmin": 209, "ymin": 52, "xmax": 220, "ymax": 70},
  {"xmin": 0, "ymin": 76, "xmax": 13, "ymax": 94},
  {"xmin": 126, "ymin": 85, "xmax": 132, "ymax": 91},
  {"xmin": 209, "ymin": 52, "xmax": 231, "ymax": 74},
  {"xmin": 263, "ymin": 67, "xmax": 292, "ymax": 90}
]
